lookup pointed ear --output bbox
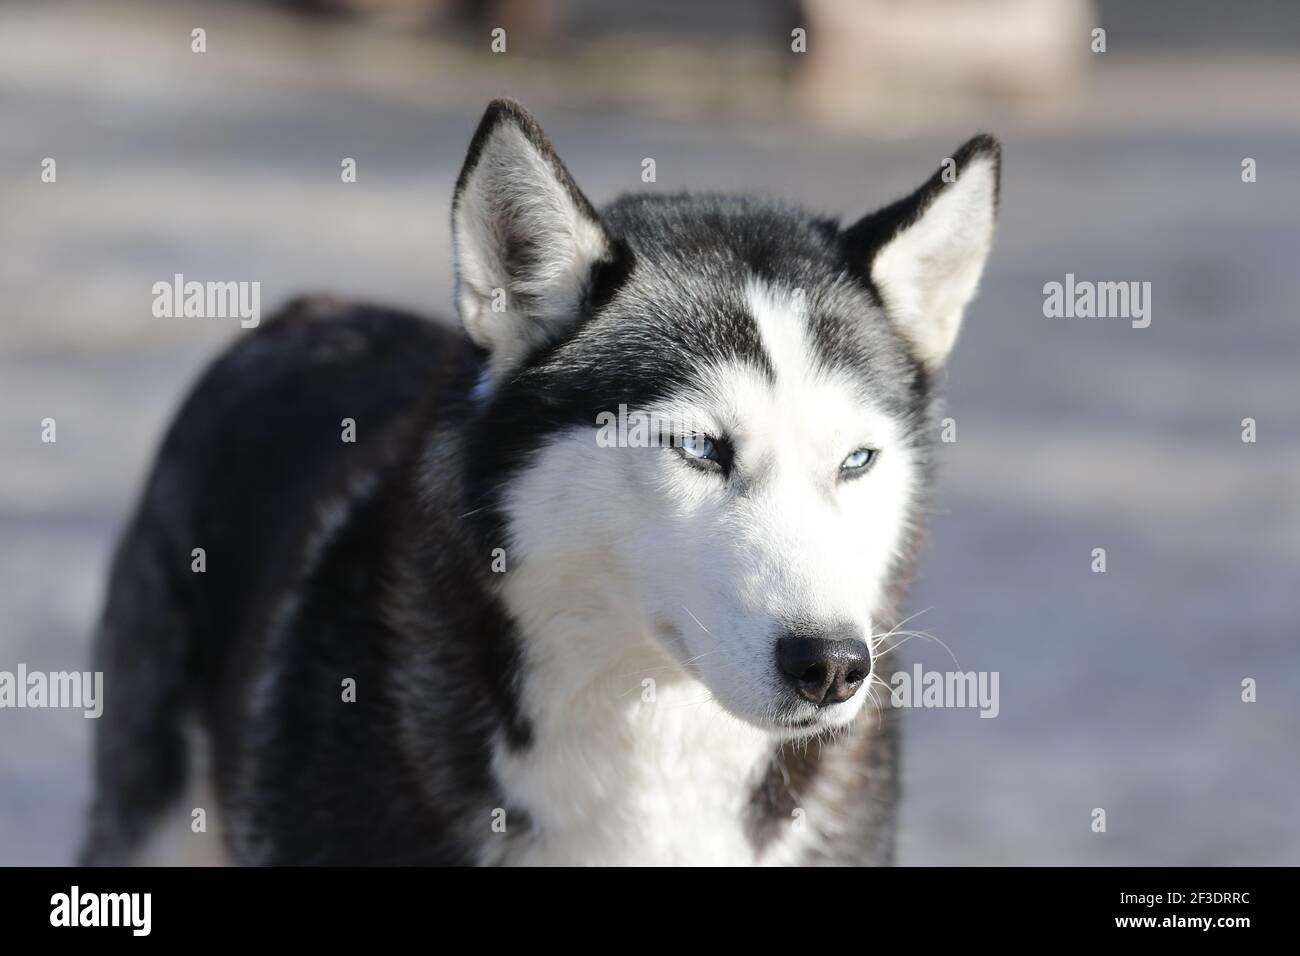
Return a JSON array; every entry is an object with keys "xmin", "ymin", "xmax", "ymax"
[
  {"xmin": 843, "ymin": 135, "xmax": 1001, "ymax": 370},
  {"xmin": 451, "ymin": 99, "xmax": 613, "ymax": 376}
]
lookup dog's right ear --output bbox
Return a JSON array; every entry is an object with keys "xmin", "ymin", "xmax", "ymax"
[{"xmin": 452, "ymin": 99, "xmax": 612, "ymax": 377}]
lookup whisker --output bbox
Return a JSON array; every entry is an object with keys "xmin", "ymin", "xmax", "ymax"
[
  {"xmin": 681, "ymin": 604, "xmax": 712, "ymax": 635},
  {"xmin": 873, "ymin": 629, "xmax": 961, "ymax": 669}
]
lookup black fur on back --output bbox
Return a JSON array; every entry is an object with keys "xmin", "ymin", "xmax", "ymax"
[{"xmin": 83, "ymin": 297, "xmax": 535, "ymax": 864}]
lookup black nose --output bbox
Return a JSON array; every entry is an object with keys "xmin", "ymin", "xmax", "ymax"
[{"xmin": 776, "ymin": 631, "xmax": 871, "ymax": 707}]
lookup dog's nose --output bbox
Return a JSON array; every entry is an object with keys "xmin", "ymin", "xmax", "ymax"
[{"xmin": 776, "ymin": 631, "xmax": 871, "ymax": 707}]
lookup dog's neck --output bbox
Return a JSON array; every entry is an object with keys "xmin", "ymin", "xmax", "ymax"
[{"xmin": 488, "ymin": 557, "xmax": 791, "ymax": 865}]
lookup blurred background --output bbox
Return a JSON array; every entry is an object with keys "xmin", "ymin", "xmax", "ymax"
[{"xmin": 2, "ymin": 0, "xmax": 1298, "ymax": 865}]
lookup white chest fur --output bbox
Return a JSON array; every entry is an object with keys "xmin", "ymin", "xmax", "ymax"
[{"xmin": 490, "ymin": 659, "xmax": 783, "ymax": 866}]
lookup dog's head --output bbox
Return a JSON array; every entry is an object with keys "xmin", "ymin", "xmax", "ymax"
[{"xmin": 453, "ymin": 100, "xmax": 999, "ymax": 735}]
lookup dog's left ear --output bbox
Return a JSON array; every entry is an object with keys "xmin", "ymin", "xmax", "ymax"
[
  {"xmin": 843, "ymin": 135, "xmax": 1000, "ymax": 370},
  {"xmin": 452, "ymin": 99, "xmax": 614, "ymax": 376}
]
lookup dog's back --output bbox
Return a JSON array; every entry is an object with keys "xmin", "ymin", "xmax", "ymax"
[{"xmin": 81, "ymin": 298, "xmax": 466, "ymax": 864}]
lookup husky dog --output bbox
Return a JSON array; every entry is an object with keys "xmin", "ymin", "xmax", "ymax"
[{"xmin": 82, "ymin": 100, "xmax": 999, "ymax": 866}]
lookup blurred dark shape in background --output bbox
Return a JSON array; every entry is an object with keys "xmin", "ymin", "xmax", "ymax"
[{"xmin": 224, "ymin": 0, "xmax": 1300, "ymax": 129}]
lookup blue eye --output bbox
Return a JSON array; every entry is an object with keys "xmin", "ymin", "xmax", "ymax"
[
  {"xmin": 840, "ymin": 448, "xmax": 877, "ymax": 476},
  {"xmin": 679, "ymin": 434, "xmax": 717, "ymax": 461},
  {"xmin": 675, "ymin": 433, "xmax": 730, "ymax": 475}
]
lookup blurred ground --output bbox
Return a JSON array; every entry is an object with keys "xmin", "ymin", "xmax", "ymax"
[{"xmin": 1, "ymin": 0, "xmax": 1298, "ymax": 864}]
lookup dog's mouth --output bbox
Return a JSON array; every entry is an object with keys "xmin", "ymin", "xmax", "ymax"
[
  {"xmin": 777, "ymin": 715, "xmax": 821, "ymax": 730},
  {"xmin": 765, "ymin": 707, "xmax": 838, "ymax": 736},
  {"xmin": 766, "ymin": 688, "xmax": 870, "ymax": 736}
]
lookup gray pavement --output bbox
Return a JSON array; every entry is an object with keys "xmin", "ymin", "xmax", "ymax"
[{"xmin": 1, "ymin": 0, "xmax": 1298, "ymax": 865}]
